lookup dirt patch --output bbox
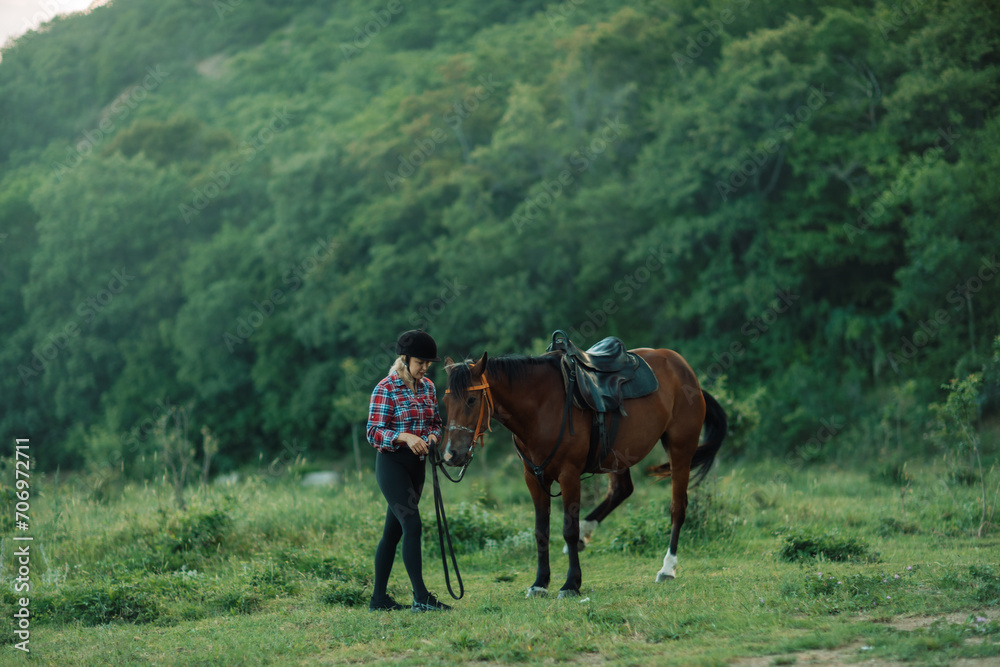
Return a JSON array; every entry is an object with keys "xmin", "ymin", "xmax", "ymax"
[
  {"xmin": 885, "ymin": 610, "xmax": 996, "ymax": 632},
  {"xmin": 730, "ymin": 610, "xmax": 1000, "ymax": 667}
]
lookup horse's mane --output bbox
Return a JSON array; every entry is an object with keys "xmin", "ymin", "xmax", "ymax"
[{"xmin": 445, "ymin": 353, "xmax": 559, "ymax": 398}]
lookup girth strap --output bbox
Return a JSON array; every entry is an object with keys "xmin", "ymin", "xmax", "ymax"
[{"xmin": 513, "ymin": 364, "xmax": 576, "ymax": 499}]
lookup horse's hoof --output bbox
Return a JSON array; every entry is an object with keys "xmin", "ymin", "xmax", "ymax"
[
  {"xmin": 655, "ymin": 571, "xmax": 675, "ymax": 583},
  {"xmin": 526, "ymin": 586, "xmax": 548, "ymax": 598},
  {"xmin": 557, "ymin": 589, "xmax": 581, "ymax": 599}
]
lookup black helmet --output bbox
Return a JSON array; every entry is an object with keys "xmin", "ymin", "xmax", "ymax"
[{"xmin": 396, "ymin": 330, "xmax": 440, "ymax": 361}]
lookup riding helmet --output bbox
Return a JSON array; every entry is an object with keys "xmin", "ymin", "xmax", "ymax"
[{"xmin": 396, "ymin": 329, "xmax": 441, "ymax": 362}]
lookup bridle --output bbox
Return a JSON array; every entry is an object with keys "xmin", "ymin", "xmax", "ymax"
[
  {"xmin": 446, "ymin": 371, "xmax": 494, "ymax": 444},
  {"xmin": 440, "ymin": 369, "xmax": 495, "ymax": 482}
]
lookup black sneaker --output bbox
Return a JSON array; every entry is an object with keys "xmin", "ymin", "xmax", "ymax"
[
  {"xmin": 411, "ymin": 593, "xmax": 452, "ymax": 612},
  {"xmin": 369, "ymin": 594, "xmax": 406, "ymax": 611}
]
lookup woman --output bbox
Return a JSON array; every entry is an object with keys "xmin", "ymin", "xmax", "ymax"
[{"xmin": 366, "ymin": 329, "xmax": 451, "ymax": 612}]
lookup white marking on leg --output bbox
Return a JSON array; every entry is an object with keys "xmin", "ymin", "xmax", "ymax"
[
  {"xmin": 656, "ymin": 550, "xmax": 677, "ymax": 582},
  {"xmin": 563, "ymin": 519, "xmax": 600, "ymax": 554},
  {"xmin": 526, "ymin": 586, "xmax": 548, "ymax": 598}
]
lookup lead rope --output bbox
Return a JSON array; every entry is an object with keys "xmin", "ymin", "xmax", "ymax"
[{"xmin": 429, "ymin": 445, "xmax": 464, "ymax": 600}]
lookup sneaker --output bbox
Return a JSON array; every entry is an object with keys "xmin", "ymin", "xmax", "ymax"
[
  {"xmin": 368, "ymin": 594, "xmax": 406, "ymax": 611},
  {"xmin": 411, "ymin": 592, "xmax": 452, "ymax": 612}
]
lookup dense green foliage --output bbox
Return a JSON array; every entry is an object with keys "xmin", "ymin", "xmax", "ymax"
[{"xmin": 2, "ymin": 0, "xmax": 999, "ymax": 474}]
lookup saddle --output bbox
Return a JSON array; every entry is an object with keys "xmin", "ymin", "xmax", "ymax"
[{"xmin": 546, "ymin": 330, "xmax": 659, "ymax": 472}]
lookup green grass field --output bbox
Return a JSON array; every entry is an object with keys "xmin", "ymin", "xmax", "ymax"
[{"xmin": 2, "ymin": 451, "xmax": 998, "ymax": 666}]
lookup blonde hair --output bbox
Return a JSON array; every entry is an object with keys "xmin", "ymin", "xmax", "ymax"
[{"xmin": 390, "ymin": 355, "xmax": 416, "ymax": 391}]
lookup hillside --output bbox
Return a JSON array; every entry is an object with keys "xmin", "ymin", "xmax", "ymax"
[{"xmin": 1, "ymin": 0, "xmax": 998, "ymax": 473}]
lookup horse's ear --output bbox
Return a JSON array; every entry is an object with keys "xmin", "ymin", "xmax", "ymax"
[
  {"xmin": 472, "ymin": 352, "xmax": 488, "ymax": 377},
  {"xmin": 444, "ymin": 356, "xmax": 455, "ymax": 370}
]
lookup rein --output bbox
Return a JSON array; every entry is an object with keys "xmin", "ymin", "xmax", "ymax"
[{"xmin": 428, "ymin": 445, "xmax": 465, "ymax": 600}]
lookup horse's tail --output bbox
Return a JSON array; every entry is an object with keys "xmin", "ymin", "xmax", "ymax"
[
  {"xmin": 690, "ymin": 389, "xmax": 727, "ymax": 485},
  {"xmin": 648, "ymin": 389, "xmax": 728, "ymax": 486}
]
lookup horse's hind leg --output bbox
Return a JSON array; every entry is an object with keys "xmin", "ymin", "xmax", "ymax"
[
  {"xmin": 564, "ymin": 470, "xmax": 633, "ymax": 552},
  {"xmin": 656, "ymin": 433, "xmax": 698, "ymax": 582}
]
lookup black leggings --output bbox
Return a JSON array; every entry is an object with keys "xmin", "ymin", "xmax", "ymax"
[{"xmin": 373, "ymin": 448, "xmax": 428, "ymax": 599}]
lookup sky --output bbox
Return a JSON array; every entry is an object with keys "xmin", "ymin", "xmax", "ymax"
[{"xmin": 0, "ymin": 0, "xmax": 97, "ymax": 49}]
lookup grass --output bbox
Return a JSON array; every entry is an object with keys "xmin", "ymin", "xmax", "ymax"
[{"xmin": 1, "ymin": 453, "xmax": 998, "ymax": 665}]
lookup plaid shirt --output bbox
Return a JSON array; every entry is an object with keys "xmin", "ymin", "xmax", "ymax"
[{"xmin": 366, "ymin": 371, "xmax": 443, "ymax": 458}]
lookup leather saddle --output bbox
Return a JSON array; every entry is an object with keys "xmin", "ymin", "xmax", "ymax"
[
  {"xmin": 546, "ymin": 330, "xmax": 659, "ymax": 473},
  {"xmin": 546, "ymin": 330, "xmax": 659, "ymax": 415}
]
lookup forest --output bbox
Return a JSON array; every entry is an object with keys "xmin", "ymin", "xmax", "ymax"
[{"xmin": 1, "ymin": 0, "xmax": 998, "ymax": 478}]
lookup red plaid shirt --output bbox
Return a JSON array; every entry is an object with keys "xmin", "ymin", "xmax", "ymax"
[{"xmin": 366, "ymin": 371, "xmax": 443, "ymax": 458}]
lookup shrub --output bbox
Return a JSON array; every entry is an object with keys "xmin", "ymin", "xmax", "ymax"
[
  {"xmin": 38, "ymin": 582, "xmax": 162, "ymax": 626},
  {"xmin": 160, "ymin": 503, "xmax": 231, "ymax": 555},
  {"xmin": 969, "ymin": 565, "xmax": 1000, "ymax": 605},
  {"xmin": 318, "ymin": 580, "xmax": 368, "ymax": 607},
  {"xmin": 444, "ymin": 502, "xmax": 511, "ymax": 553},
  {"xmin": 778, "ymin": 530, "xmax": 879, "ymax": 563},
  {"xmin": 216, "ymin": 589, "xmax": 263, "ymax": 615},
  {"xmin": 244, "ymin": 558, "xmax": 300, "ymax": 597},
  {"xmin": 603, "ymin": 502, "xmax": 670, "ymax": 556},
  {"xmin": 682, "ymin": 488, "xmax": 742, "ymax": 545}
]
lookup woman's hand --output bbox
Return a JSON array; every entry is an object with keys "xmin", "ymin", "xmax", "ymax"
[{"xmin": 399, "ymin": 433, "xmax": 430, "ymax": 456}]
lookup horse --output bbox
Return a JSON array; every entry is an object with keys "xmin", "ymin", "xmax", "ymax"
[{"xmin": 440, "ymin": 345, "xmax": 728, "ymax": 599}]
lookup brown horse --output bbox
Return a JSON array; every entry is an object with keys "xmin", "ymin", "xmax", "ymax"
[{"xmin": 441, "ymin": 347, "xmax": 727, "ymax": 598}]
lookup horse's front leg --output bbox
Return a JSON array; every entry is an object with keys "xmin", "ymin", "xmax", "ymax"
[
  {"xmin": 524, "ymin": 462, "xmax": 551, "ymax": 598},
  {"xmin": 558, "ymin": 473, "xmax": 583, "ymax": 598}
]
